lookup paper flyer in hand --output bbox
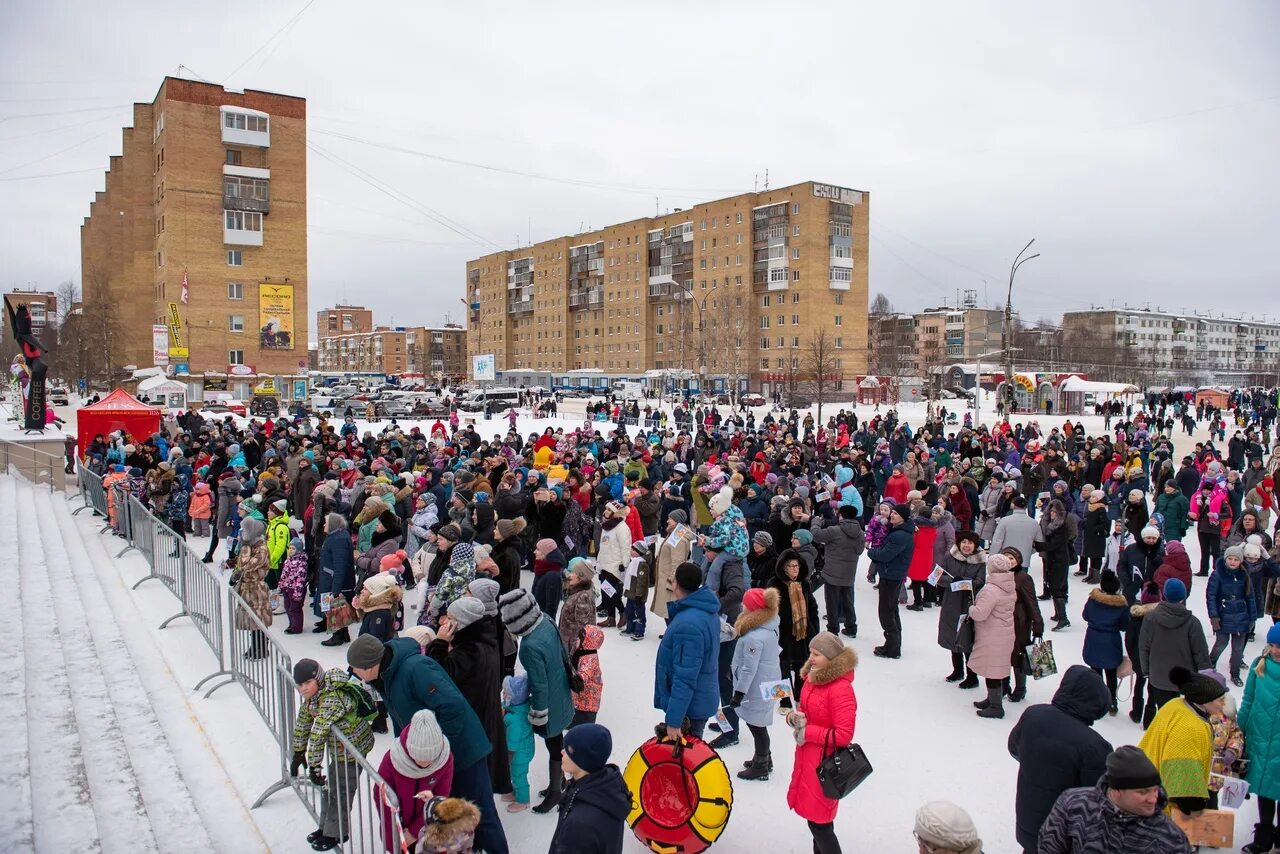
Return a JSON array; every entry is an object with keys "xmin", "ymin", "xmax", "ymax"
[
  {"xmin": 760, "ymin": 679, "xmax": 794, "ymax": 703},
  {"xmin": 926, "ymin": 566, "xmax": 945, "ymax": 586},
  {"xmin": 320, "ymin": 592, "xmax": 334, "ymax": 613}
]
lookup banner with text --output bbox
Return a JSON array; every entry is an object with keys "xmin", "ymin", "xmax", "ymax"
[
  {"xmin": 152, "ymin": 325, "xmax": 169, "ymax": 365},
  {"xmin": 258, "ymin": 283, "xmax": 294, "ymax": 350}
]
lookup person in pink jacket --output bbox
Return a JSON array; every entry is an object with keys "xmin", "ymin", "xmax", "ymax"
[
  {"xmin": 968, "ymin": 552, "xmax": 1018, "ymax": 720},
  {"xmin": 376, "ymin": 708, "xmax": 454, "ymax": 853},
  {"xmin": 189, "ymin": 481, "xmax": 213, "ymax": 536},
  {"xmin": 785, "ymin": 631, "xmax": 857, "ymax": 854}
]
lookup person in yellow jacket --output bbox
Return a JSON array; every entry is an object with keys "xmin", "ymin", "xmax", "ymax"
[
  {"xmin": 1138, "ymin": 665, "xmax": 1227, "ymax": 816},
  {"xmin": 265, "ymin": 498, "xmax": 292, "ymax": 589}
]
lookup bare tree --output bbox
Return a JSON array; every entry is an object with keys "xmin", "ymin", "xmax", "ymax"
[
  {"xmin": 869, "ymin": 292, "xmax": 895, "ymax": 315},
  {"xmin": 804, "ymin": 328, "xmax": 840, "ymax": 425}
]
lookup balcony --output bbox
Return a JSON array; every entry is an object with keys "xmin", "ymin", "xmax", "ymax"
[
  {"xmin": 569, "ymin": 288, "xmax": 603, "ymax": 309},
  {"xmin": 220, "ymin": 107, "xmax": 270, "ymax": 148},
  {"xmin": 223, "ymin": 193, "xmax": 269, "ymax": 214},
  {"xmin": 507, "ymin": 297, "xmax": 533, "ymax": 315},
  {"xmin": 648, "ymin": 265, "xmax": 674, "ymax": 285},
  {"xmin": 223, "ymin": 210, "xmax": 263, "ymax": 246}
]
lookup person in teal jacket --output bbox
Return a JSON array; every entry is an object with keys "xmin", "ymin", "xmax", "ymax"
[
  {"xmin": 1155, "ymin": 480, "xmax": 1191, "ymax": 542},
  {"xmin": 346, "ymin": 635, "xmax": 508, "ymax": 854},
  {"xmin": 1239, "ymin": 625, "xmax": 1280, "ymax": 853},
  {"xmin": 498, "ymin": 588, "xmax": 575, "ymax": 814},
  {"xmin": 501, "ymin": 675, "xmax": 536, "ymax": 812}
]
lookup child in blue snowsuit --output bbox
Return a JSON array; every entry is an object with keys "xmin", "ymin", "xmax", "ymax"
[{"xmin": 501, "ymin": 675, "xmax": 535, "ymax": 813}]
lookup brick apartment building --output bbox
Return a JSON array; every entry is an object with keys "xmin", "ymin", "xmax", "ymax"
[
  {"xmin": 3, "ymin": 290, "xmax": 58, "ymax": 340},
  {"xmin": 316, "ymin": 324, "xmax": 467, "ymax": 379},
  {"xmin": 316, "ymin": 304, "xmax": 373, "ymax": 340},
  {"xmin": 465, "ymin": 181, "xmax": 869, "ymax": 395},
  {"xmin": 80, "ymin": 77, "xmax": 308, "ymax": 386}
]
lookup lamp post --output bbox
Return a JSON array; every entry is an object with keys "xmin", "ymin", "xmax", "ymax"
[
  {"xmin": 683, "ymin": 283, "xmax": 717, "ymax": 400},
  {"xmin": 1004, "ymin": 239, "xmax": 1039, "ymax": 413}
]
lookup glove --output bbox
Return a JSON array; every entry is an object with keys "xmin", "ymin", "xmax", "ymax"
[
  {"xmin": 532, "ymin": 723, "xmax": 548, "ymax": 738},
  {"xmin": 866, "ymin": 570, "xmax": 876, "ymax": 583},
  {"xmin": 730, "ymin": 691, "xmax": 745, "ymax": 708},
  {"xmin": 1211, "ymin": 618, "xmax": 1221, "ymax": 633},
  {"xmin": 289, "ymin": 751, "xmax": 305, "ymax": 778},
  {"xmin": 309, "ymin": 765, "xmax": 326, "ymax": 787}
]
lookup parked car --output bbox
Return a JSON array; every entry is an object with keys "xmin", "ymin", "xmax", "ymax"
[
  {"xmin": 740, "ymin": 393, "xmax": 766, "ymax": 407},
  {"xmin": 412, "ymin": 399, "xmax": 450, "ymax": 416},
  {"xmin": 249, "ymin": 395, "xmax": 280, "ymax": 418},
  {"xmin": 48, "ymin": 388, "xmax": 70, "ymax": 406},
  {"xmin": 375, "ymin": 400, "xmax": 412, "ymax": 418}
]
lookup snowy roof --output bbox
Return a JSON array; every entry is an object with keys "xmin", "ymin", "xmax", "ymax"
[{"xmin": 1058, "ymin": 376, "xmax": 1138, "ymax": 394}]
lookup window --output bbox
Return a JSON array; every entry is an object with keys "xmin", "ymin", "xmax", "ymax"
[
  {"xmin": 736, "ymin": 213, "xmax": 743, "ymax": 224},
  {"xmin": 223, "ymin": 112, "xmax": 268, "ymax": 132},
  {"xmin": 835, "ymin": 293, "xmax": 845, "ymax": 305},
  {"xmin": 228, "ymin": 349, "xmax": 245, "ymax": 365},
  {"xmin": 777, "ymin": 314, "xmax": 785, "ymax": 326},
  {"xmin": 227, "ymin": 250, "xmax": 242, "ymax": 266},
  {"xmin": 835, "ymin": 337, "xmax": 843, "ymax": 348},
  {"xmin": 700, "ymin": 239, "xmax": 707, "ymax": 250},
  {"xmin": 155, "ymin": 251, "xmax": 164, "ymax": 268},
  {"xmin": 760, "ymin": 337, "xmax": 770, "ymax": 349},
  {"xmin": 792, "ymin": 269, "xmax": 800, "ymax": 281},
  {"xmin": 830, "ymin": 266, "xmax": 853, "ymax": 282},
  {"xmin": 760, "ymin": 358, "xmax": 769, "ymax": 370},
  {"xmin": 792, "ymin": 203, "xmax": 800, "ymax": 214},
  {"xmin": 153, "ymin": 112, "xmax": 164, "ymax": 140},
  {"xmin": 792, "ymin": 315, "xmax": 800, "ymax": 325},
  {"xmin": 793, "ymin": 225, "xmax": 801, "ymax": 236},
  {"xmin": 225, "ymin": 149, "xmax": 241, "ymax": 165},
  {"xmin": 792, "ymin": 292, "xmax": 800, "ymax": 303},
  {"xmin": 793, "ymin": 336, "xmax": 800, "ymax": 347},
  {"xmin": 759, "ymin": 316, "xmax": 770, "ymax": 329},
  {"xmin": 735, "ymin": 234, "xmax": 743, "ymax": 245},
  {"xmin": 832, "ymin": 244, "xmax": 851, "ymax": 259},
  {"xmin": 225, "ymin": 210, "xmax": 263, "ymax": 231},
  {"xmin": 227, "ymin": 281, "xmax": 244, "ymax": 300},
  {"xmin": 228, "ymin": 314, "xmax": 245, "ymax": 332},
  {"xmin": 762, "ymin": 295, "xmax": 770, "ymax": 307},
  {"xmin": 834, "ymin": 315, "xmax": 843, "ymax": 326}
]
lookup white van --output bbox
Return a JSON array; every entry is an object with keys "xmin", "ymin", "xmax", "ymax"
[{"xmin": 458, "ymin": 387, "xmax": 522, "ymax": 412}]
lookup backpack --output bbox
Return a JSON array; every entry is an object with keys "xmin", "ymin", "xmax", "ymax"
[{"xmin": 333, "ymin": 676, "xmax": 378, "ymax": 723}]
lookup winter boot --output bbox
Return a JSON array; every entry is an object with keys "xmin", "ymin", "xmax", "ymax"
[
  {"xmin": 957, "ymin": 669, "xmax": 980, "ymax": 690},
  {"xmin": 742, "ymin": 755, "xmax": 774, "ymax": 771},
  {"xmin": 1051, "ymin": 598, "xmax": 1071, "ymax": 631},
  {"xmin": 1241, "ymin": 821, "xmax": 1274, "ymax": 853},
  {"xmin": 1037, "ymin": 590, "xmax": 1052, "ymax": 601},
  {"xmin": 945, "ymin": 652, "xmax": 965, "ymax": 682},
  {"xmin": 737, "ymin": 754, "xmax": 772, "ymax": 781},
  {"xmin": 708, "ymin": 725, "xmax": 739, "ymax": 750},
  {"xmin": 977, "ymin": 684, "xmax": 1005, "ymax": 719},
  {"xmin": 1009, "ymin": 667, "xmax": 1028, "ymax": 702},
  {"xmin": 533, "ymin": 760, "xmax": 563, "ymax": 813},
  {"xmin": 1129, "ymin": 686, "xmax": 1145, "ymax": 724},
  {"xmin": 320, "ymin": 627, "xmax": 350, "ymax": 646}
]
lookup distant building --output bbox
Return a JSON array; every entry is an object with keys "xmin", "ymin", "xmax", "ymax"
[
  {"xmin": 315, "ymin": 304, "xmax": 373, "ymax": 340},
  {"xmin": 868, "ymin": 313, "xmax": 918, "ymax": 377},
  {"xmin": 1061, "ymin": 308, "xmax": 1280, "ymax": 386},
  {"xmin": 3, "ymin": 290, "xmax": 58, "ymax": 340},
  {"xmin": 912, "ymin": 306, "xmax": 1006, "ymax": 365},
  {"xmin": 316, "ymin": 324, "xmax": 466, "ymax": 379}
]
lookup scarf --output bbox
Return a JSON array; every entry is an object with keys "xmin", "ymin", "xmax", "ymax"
[{"xmin": 787, "ymin": 580, "xmax": 807, "ymax": 641}]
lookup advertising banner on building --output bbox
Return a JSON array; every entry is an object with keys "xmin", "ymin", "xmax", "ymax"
[
  {"xmin": 258, "ymin": 283, "xmax": 294, "ymax": 350},
  {"xmin": 472, "ymin": 353, "xmax": 495, "ymax": 382},
  {"xmin": 152, "ymin": 325, "xmax": 169, "ymax": 365},
  {"xmin": 166, "ymin": 302, "xmax": 183, "ymax": 347}
]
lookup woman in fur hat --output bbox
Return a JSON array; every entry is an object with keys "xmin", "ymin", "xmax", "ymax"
[{"xmin": 936, "ymin": 531, "xmax": 987, "ymax": 689}]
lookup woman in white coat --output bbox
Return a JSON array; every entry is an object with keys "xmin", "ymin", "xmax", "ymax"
[
  {"xmin": 967, "ymin": 552, "xmax": 1017, "ymax": 720},
  {"xmin": 595, "ymin": 500, "xmax": 633, "ymax": 627},
  {"xmin": 731, "ymin": 587, "xmax": 782, "ymax": 782}
]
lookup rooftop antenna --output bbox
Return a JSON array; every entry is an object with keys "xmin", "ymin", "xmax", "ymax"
[
  {"xmin": 655, "ymin": 196, "xmax": 660, "ymax": 216},
  {"xmin": 764, "ymin": 169, "xmax": 770, "ymax": 191},
  {"xmin": 753, "ymin": 174, "xmax": 759, "ymax": 192}
]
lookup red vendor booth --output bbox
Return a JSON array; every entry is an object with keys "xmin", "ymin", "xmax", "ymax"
[{"xmin": 77, "ymin": 389, "xmax": 162, "ymax": 461}]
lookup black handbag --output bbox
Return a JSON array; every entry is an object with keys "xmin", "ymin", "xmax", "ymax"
[
  {"xmin": 956, "ymin": 615, "xmax": 976, "ymax": 657},
  {"xmin": 815, "ymin": 730, "xmax": 872, "ymax": 800}
]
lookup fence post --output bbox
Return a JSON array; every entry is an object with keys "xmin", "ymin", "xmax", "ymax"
[{"xmin": 116, "ymin": 495, "xmax": 138, "ymax": 558}]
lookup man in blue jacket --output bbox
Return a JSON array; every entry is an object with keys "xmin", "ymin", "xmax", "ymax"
[
  {"xmin": 654, "ymin": 562, "xmax": 721, "ymax": 740},
  {"xmin": 347, "ymin": 635, "xmax": 508, "ymax": 854},
  {"xmin": 866, "ymin": 504, "xmax": 915, "ymax": 659}
]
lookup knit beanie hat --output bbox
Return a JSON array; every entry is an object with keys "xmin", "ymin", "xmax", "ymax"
[
  {"xmin": 1099, "ymin": 570, "xmax": 1121, "ymax": 595},
  {"xmin": 792, "ymin": 529, "xmax": 813, "ymax": 547},
  {"xmin": 742, "ymin": 588, "xmax": 767, "ymax": 612},
  {"xmin": 1224, "ymin": 544, "xmax": 1245, "ymax": 562},
  {"xmin": 1246, "ymin": 542, "xmax": 1264, "ymax": 561},
  {"xmin": 1170, "ymin": 665, "xmax": 1227, "ymax": 704},
  {"xmin": 567, "ymin": 556, "xmax": 595, "ymax": 580},
  {"xmin": 495, "ymin": 517, "xmax": 526, "ymax": 541},
  {"xmin": 447, "ymin": 596, "xmax": 486, "ymax": 630},
  {"xmin": 503, "ymin": 674, "xmax": 530, "ymax": 706},
  {"xmin": 407, "ymin": 709, "xmax": 450, "ymax": 768},
  {"xmin": 809, "ymin": 631, "xmax": 844, "ymax": 661},
  {"xmin": 913, "ymin": 801, "xmax": 982, "ymax": 854},
  {"xmin": 1162, "ymin": 578, "xmax": 1187, "ymax": 602},
  {"xmin": 708, "ymin": 486, "xmax": 734, "ymax": 516},
  {"xmin": 1105, "ymin": 745, "xmax": 1162, "ymax": 791},
  {"xmin": 534, "ymin": 538, "xmax": 556, "ymax": 559},
  {"xmin": 380, "ymin": 549, "xmax": 408, "ymax": 572},
  {"xmin": 289, "ymin": 536, "xmax": 304, "ymax": 552},
  {"xmin": 1140, "ymin": 526, "xmax": 1161, "ymax": 541},
  {"xmin": 987, "ymin": 553, "xmax": 1013, "ymax": 574},
  {"xmin": 403, "ymin": 625, "xmax": 436, "ymax": 647},
  {"xmin": 292, "ymin": 658, "xmax": 321, "ymax": 686},
  {"xmin": 499, "ymin": 588, "xmax": 544, "ymax": 637},
  {"xmin": 271, "ymin": 499, "xmax": 287, "ymax": 514},
  {"xmin": 468, "ymin": 578, "xmax": 500, "ymax": 616},
  {"xmin": 346, "ymin": 634, "xmax": 385, "ymax": 670},
  {"xmin": 437, "ymin": 523, "xmax": 462, "ymax": 542},
  {"xmin": 1267, "ymin": 623, "xmax": 1280, "ymax": 646},
  {"xmin": 563, "ymin": 723, "xmax": 612, "ymax": 774},
  {"xmin": 668, "ymin": 509, "xmax": 688, "ymax": 525},
  {"xmin": 753, "ymin": 531, "xmax": 773, "ymax": 548}
]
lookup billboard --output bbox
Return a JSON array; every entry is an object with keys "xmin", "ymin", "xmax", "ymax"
[
  {"xmin": 152, "ymin": 325, "xmax": 169, "ymax": 365},
  {"xmin": 258, "ymin": 283, "xmax": 294, "ymax": 350},
  {"xmin": 472, "ymin": 353, "xmax": 495, "ymax": 382}
]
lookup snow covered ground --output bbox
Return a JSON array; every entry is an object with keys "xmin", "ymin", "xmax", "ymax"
[{"xmin": 18, "ymin": 397, "xmax": 1255, "ymax": 852}]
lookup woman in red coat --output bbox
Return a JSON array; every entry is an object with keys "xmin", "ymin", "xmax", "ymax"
[
  {"xmin": 906, "ymin": 506, "xmax": 940, "ymax": 611},
  {"xmin": 946, "ymin": 482, "xmax": 973, "ymax": 533},
  {"xmin": 786, "ymin": 631, "xmax": 857, "ymax": 854}
]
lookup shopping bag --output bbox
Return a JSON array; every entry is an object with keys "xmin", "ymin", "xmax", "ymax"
[
  {"xmin": 326, "ymin": 594, "xmax": 358, "ymax": 631},
  {"xmin": 1026, "ymin": 638, "xmax": 1058, "ymax": 680}
]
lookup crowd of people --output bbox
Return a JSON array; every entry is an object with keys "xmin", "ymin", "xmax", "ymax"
[{"xmin": 79, "ymin": 384, "xmax": 1280, "ymax": 853}]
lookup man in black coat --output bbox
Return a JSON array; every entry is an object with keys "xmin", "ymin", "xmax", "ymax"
[
  {"xmin": 1174, "ymin": 456, "xmax": 1202, "ymax": 499},
  {"xmin": 1007, "ymin": 665, "xmax": 1112, "ymax": 854},
  {"xmin": 549, "ymin": 724, "xmax": 631, "ymax": 854}
]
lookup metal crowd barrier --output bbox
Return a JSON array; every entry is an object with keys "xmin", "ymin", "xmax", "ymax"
[
  {"xmin": 0, "ymin": 437, "xmax": 63, "ymax": 493},
  {"xmin": 59, "ymin": 469, "xmax": 403, "ymax": 849}
]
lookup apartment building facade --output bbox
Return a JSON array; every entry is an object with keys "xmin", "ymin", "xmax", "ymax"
[
  {"xmin": 465, "ymin": 181, "xmax": 869, "ymax": 394},
  {"xmin": 1061, "ymin": 308, "xmax": 1280, "ymax": 385},
  {"xmin": 316, "ymin": 304, "xmax": 374, "ymax": 340},
  {"xmin": 3, "ymin": 290, "xmax": 58, "ymax": 340},
  {"xmin": 316, "ymin": 325, "xmax": 466, "ymax": 378},
  {"xmin": 80, "ymin": 77, "xmax": 308, "ymax": 379},
  {"xmin": 868, "ymin": 313, "xmax": 919, "ymax": 377},
  {"xmin": 912, "ymin": 306, "xmax": 1005, "ymax": 365}
]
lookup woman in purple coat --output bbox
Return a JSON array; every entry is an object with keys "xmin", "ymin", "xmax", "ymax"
[{"xmin": 376, "ymin": 709, "xmax": 454, "ymax": 853}]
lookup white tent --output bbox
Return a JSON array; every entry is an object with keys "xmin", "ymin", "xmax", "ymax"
[
  {"xmin": 1057, "ymin": 376, "xmax": 1138, "ymax": 395},
  {"xmin": 137, "ymin": 374, "xmax": 188, "ymax": 409}
]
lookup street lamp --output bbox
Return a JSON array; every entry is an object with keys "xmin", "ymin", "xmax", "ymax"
[
  {"xmin": 1004, "ymin": 239, "xmax": 1040, "ymax": 411},
  {"xmin": 683, "ymin": 283, "xmax": 717, "ymax": 399}
]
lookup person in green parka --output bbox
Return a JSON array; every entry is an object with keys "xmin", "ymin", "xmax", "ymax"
[
  {"xmin": 498, "ymin": 588, "xmax": 575, "ymax": 815},
  {"xmin": 1239, "ymin": 625, "xmax": 1280, "ymax": 853},
  {"xmin": 1155, "ymin": 480, "xmax": 1191, "ymax": 543}
]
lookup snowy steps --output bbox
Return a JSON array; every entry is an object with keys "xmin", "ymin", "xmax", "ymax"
[{"xmin": 1, "ymin": 477, "xmax": 228, "ymax": 852}]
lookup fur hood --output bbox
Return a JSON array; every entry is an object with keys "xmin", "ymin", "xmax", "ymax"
[
  {"xmin": 734, "ymin": 588, "xmax": 779, "ymax": 636},
  {"xmin": 358, "ymin": 585, "xmax": 403, "ymax": 613},
  {"xmin": 420, "ymin": 797, "xmax": 481, "ymax": 850},
  {"xmin": 1087, "ymin": 588, "xmax": 1127, "ymax": 608},
  {"xmin": 1130, "ymin": 602, "xmax": 1159, "ymax": 618},
  {"xmin": 948, "ymin": 544, "xmax": 987, "ymax": 564},
  {"xmin": 801, "ymin": 646, "xmax": 858, "ymax": 685}
]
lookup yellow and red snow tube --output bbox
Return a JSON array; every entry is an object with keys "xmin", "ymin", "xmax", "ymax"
[{"xmin": 623, "ymin": 733, "xmax": 734, "ymax": 853}]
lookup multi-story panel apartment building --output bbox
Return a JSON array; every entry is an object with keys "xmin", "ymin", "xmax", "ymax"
[
  {"xmin": 913, "ymin": 306, "xmax": 1006, "ymax": 364},
  {"xmin": 3, "ymin": 290, "xmax": 58, "ymax": 340},
  {"xmin": 316, "ymin": 324, "xmax": 466, "ymax": 378},
  {"xmin": 81, "ymin": 77, "xmax": 307, "ymax": 380},
  {"xmin": 1062, "ymin": 308, "xmax": 1280, "ymax": 385},
  {"xmin": 316, "ymin": 304, "xmax": 373, "ymax": 340},
  {"xmin": 465, "ymin": 181, "xmax": 869, "ymax": 394},
  {"xmin": 868, "ymin": 313, "xmax": 919, "ymax": 377}
]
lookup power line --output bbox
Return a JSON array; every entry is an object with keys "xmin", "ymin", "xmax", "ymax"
[
  {"xmin": 0, "ymin": 129, "xmax": 111, "ymax": 175},
  {"xmin": 224, "ymin": 0, "xmax": 317, "ymax": 82},
  {"xmin": 0, "ymin": 103, "xmax": 130, "ymax": 122},
  {"xmin": 0, "ymin": 166, "xmax": 100, "ymax": 181}
]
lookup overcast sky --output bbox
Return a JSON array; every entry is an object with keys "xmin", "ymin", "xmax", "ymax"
[{"xmin": 2, "ymin": 1, "xmax": 1277, "ymax": 335}]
